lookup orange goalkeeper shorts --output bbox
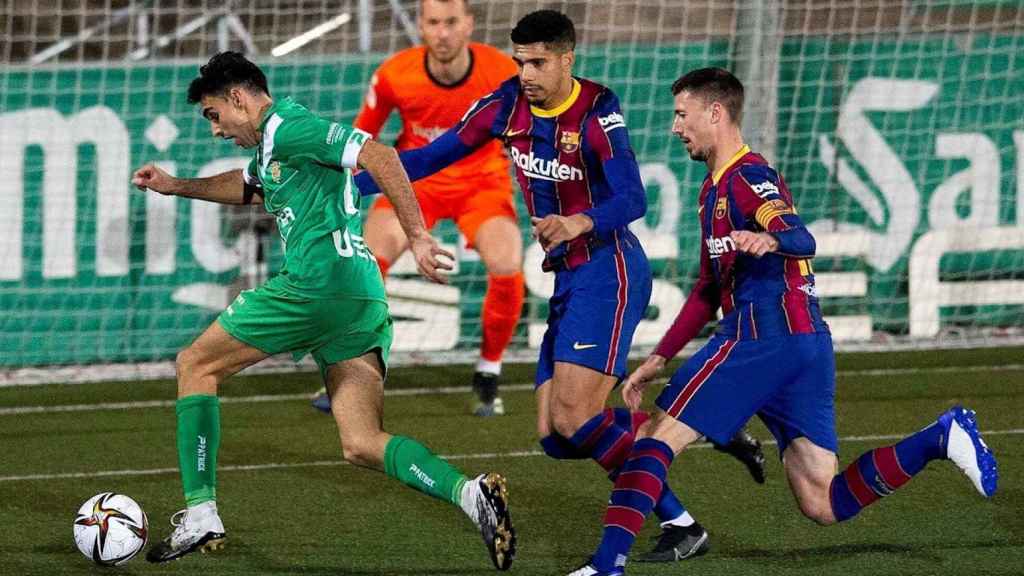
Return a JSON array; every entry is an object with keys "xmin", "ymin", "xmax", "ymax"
[{"xmin": 371, "ymin": 183, "xmax": 517, "ymax": 247}]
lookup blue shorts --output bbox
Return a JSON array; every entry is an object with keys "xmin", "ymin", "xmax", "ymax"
[
  {"xmin": 654, "ymin": 332, "xmax": 837, "ymax": 455},
  {"xmin": 535, "ymin": 233, "xmax": 652, "ymax": 387}
]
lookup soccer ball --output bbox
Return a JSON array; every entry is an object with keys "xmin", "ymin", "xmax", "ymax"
[{"xmin": 73, "ymin": 492, "xmax": 148, "ymax": 566}]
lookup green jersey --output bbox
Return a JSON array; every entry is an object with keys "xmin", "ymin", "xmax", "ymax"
[{"xmin": 244, "ymin": 97, "xmax": 384, "ymax": 301}]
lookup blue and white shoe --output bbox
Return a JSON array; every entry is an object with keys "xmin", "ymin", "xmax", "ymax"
[
  {"xmin": 565, "ymin": 561, "xmax": 624, "ymax": 576},
  {"xmin": 939, "ymin": 406, "xmax": 998, "ymax": 497},
  {"xmin": 311, "ymin": 388, "xmax": 331, "ymax": 414}
]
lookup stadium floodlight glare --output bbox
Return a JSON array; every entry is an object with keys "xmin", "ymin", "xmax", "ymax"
[{"xmin": 271, "ymin": 13, "xmax": 352, "ymax": 57}]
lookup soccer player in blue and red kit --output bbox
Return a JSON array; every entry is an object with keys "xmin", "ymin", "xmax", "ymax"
[
  {"xmin": 356, "ymin": 10, "xmax": 765, "ymax": 562},
  {"xmin": 566, "ymin": 67, "xmax": 1000, "ymax": 576}
]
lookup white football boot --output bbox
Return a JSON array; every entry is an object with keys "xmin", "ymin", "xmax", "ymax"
[
  {"xmin": 939, "ymin": 405, "xmax": 998, "ymax": 497},
  {"xmin": 461, "ymin": 473, "xmax": 516, "ymax": 570},
  {"xmin": 145, "ymin": 501, "xmax": 226, "ymax": 563}
]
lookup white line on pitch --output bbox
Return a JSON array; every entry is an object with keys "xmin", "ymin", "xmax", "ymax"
[
  {"xmin": 1, "ymin": 429, "xmax": 1021, "ymax": 483},
  {"xmin": 2, "ymin": 362, "xmax": 1022, "ymax": 417},
  {"xmin": 0, "ymin": 384, "xmax": 540, "ymax": 416}
]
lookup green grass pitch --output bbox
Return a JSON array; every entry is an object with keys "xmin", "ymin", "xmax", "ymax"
[{"xmin": 1, "ymin": 347, "xmax": 1021, "ymax": 575}]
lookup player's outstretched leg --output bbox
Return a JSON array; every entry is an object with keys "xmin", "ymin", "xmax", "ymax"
[
  {"xmin": 330, "ymin": 354, "xmax": 516, "ymax": 570},
  {"xmin": 376, "ymin": 436, "xmax": 518, "ymax": 570},
  {"xmin": 829, "ymin": 405, "xmax": 997, "ymax": 522},
  {"xmin": 542, "ymin": 406, "xmax": 709, "ymax": 564},
  {"xmin": 712, "ymin": 426, "xmax": 766, "ymax": 484}
]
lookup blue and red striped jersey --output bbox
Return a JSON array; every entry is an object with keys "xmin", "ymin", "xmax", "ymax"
[
  {"xmin": 355, "ymin": 75, "xmax": 647, "ymax": 271},
  {"xmin": 654, "ymin": 147, "xmax": 828, "ymax": 359}
]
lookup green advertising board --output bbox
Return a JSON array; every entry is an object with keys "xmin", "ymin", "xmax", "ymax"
[{"xmin": 1, "ymin": 35, "xmax": 1022, "ymax": 367}]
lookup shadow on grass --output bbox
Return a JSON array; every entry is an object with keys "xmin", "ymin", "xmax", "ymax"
[{"xmin": 721, "ymin": 537, "xmax": 1014, "ymax": 563}]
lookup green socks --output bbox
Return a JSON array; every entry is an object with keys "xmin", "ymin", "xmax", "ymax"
[
  {"xmin": 384, "ymin": 436, "xmax": 466, "ymax": 505},
  {"xmin": 176, "ymin": 394, "xmax": 220, "ymax": 506},
  {"xmin": 175, "ymin": 402, "xmax": 462, "ymax": 510}
]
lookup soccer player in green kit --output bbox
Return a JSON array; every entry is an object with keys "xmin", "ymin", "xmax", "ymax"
[{"xmin": 131, "ymin": 52, "xmax": 516, "ymax": 570}]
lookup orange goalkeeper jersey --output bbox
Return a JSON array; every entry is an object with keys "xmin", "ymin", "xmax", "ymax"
[{"xmin": 354, "ymin": 43, "xmax": 518, "ymax": 198}]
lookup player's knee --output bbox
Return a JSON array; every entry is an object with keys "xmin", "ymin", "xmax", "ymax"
[
  {"xmin": 175, "ymin": 346, "xmax": 220, "ymax": 395},
  {"xmin": 175, "ymin": 347, "xmax": 206, "ymax": 388},
  {"xmin": 340, "ymin": 437, "xmax": 378, "ymax": 468},
  {"xmin": 174, "ymin": 347, "xmax": 198, "ymax": 376},
  {"xmin": 549, "ymin": 405, "xmax": 591, "ymax": 439},
  {"xmin": 485, "ymin": 259, "xmax": 522, "ymax": 276},
  {"xmin": 550, "ymin": 414, "xmax": 577, "ymax": 439}
]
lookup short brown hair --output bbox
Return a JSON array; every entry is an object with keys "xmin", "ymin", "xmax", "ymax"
[{"xmin": 671, "ymin": 67, "xmax": 744, "ymax": 125}]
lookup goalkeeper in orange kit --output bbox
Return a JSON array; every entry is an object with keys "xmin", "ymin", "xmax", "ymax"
[{"xmin": 312, "ymin": 0, "xmax": 523, "ymax": 416}]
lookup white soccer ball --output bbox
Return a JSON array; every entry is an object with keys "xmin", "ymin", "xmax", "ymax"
[{"xmin": 73, "ymin": 492, "xmax": 149, "ymax": 566}]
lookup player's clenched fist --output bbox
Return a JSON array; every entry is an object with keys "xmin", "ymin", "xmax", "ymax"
[
  {"xmin": 132, "ymin": 163, "xmax": 178, "ymax": 195},
  {"xmin": 730, "ymin": 230, "xmax": 779, "ymax": 258},
  {"xmin": 409, "ymin": 233, "xmax": 455, "ymax": 285}
]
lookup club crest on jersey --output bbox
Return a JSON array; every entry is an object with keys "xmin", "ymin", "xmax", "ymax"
[
  {"xmin": 560, "ymin": 130, "xmax": 580, "ymax": 153},
  {"xmin": 715, "ymin": 197, "xmax": 728, "ymax": 219},
  {"xmin": 269, "ymin": 161, "xmax": 282, "ymax": 183}
]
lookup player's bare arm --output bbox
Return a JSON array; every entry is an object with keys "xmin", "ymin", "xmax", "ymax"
[
  {"xmin": 530, "ymin": 213, "xmax": 594, "ymax": 252},
  {"xmin": 132, "ymin": 164, "xmax": 261, "ymax": 205},
  {"xmin": 621, "ymin": 354, "xmax": 667, "ymax": 411},
  {"xmin": 729, "ymin": 230, "xmax": 779, "ymax": 258},
  {"xmin": 357, "ymin": 139, "xmax": 454, "ymax": 284}
]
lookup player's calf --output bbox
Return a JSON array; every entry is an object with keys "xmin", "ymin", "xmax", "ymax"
[
  {"xmin": 827, "ymin": 405, "xmax": 998, "ymax": 523},
  {"xmin": 796, "ymin": 494, "xmax": 837, "ymax": 526}
]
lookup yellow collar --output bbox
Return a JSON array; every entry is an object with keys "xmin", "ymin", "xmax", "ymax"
[
  {"xmin": 711, "ymin": 144, "xmax": 750, "ymax": 185},
  {"xmin": 531, "ymin": 79, "xmax": 581, "ymax": 118}
]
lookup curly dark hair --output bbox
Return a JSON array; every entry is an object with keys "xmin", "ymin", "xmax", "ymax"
[
  {"xmin": 510, "ymin": 10, "xmax": 575, "ymax": 53},
  {"xmin": 187, "ymin": 51, "xmax": 270, "ymax": 104}
]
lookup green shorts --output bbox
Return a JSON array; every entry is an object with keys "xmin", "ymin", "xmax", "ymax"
[{"xmin": 217, "ymin": 281, "xmax": 392, "ymax": 379}]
